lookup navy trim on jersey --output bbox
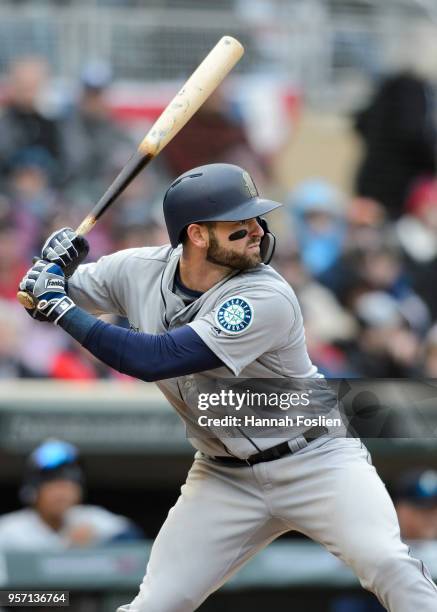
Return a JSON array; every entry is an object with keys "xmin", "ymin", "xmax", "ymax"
[
  {"xmin": 59, "ymin": 307, "xmax": 223, "ymax": 381},
  {"xmin": 174, "ymin": 267, "xmax": 203, "ymax": 299}
]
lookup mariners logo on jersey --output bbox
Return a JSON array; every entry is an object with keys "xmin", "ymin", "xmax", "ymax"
[{"xmin": 215, "ymin": 296, "xmax": 253, "ymax": 335}]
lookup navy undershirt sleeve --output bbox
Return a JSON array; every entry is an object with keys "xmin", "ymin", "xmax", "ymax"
[{"xmin": 58, "ymin": 307, "xmax": 224, "ymax": 381}]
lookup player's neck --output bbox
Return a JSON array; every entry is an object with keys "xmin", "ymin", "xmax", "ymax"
[{"xmin": 179, "ymin": 251, "xmax": 232, "ymax": 293}]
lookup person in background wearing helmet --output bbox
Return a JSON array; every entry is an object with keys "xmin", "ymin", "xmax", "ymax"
[
  {"xmin": 0, "ymin": 439, "xmax": 142, "ymax": 550},
  {"xmin": 391, "ymin": 468, "xmax": 437, "ymax": 541},
  {"xmin": 19, "ymin": 164, "xmax": 437, "ymax": 611}
]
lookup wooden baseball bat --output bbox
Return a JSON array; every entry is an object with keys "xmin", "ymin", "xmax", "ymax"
[{"xmin": 17, "ymin": 35, "xmax": 244, "ymax": 309}]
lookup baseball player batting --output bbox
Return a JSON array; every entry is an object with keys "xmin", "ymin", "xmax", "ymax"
[{"xmin": 20, "ymin": 164, "xmax": 437, "ymax": 611}]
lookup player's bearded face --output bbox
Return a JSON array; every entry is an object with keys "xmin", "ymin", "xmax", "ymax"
[{"xmin": 205, "ymin": 222, "xmax": 262, "ymax": 270}]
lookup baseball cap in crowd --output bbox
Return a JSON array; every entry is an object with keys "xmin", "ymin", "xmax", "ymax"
[
  {"xmin": 80, "ymin": 60, "xmax": 112, "ymax": 91},
  {"xmin": 392, "ymin": 469, "xmax": 437, "ymax": 507}
]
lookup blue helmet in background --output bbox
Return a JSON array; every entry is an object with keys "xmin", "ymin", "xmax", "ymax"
[
  {"xmin": 163, "ymin": 163, "xmax": 282, "ymax": 262},
  {"xmin": 20, "ymin": 439, "xmax": 84, "ymax": 505},
  {"xmin": 392, "ymin": 469, "xmax": 437, "ymax": 508}
]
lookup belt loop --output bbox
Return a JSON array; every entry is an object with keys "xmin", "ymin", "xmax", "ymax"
[{"xmin": 288, "ymin": 436, "xmax": 308, "ymax": 454}]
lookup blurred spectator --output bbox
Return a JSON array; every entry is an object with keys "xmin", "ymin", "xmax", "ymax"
[
  {"xmin": 13, "ymin": 311, "xmax": 129, "ymax": 380},
  {"xmin": 0, "ymin": 439, "xmax": 142, "ymax": 550},
  {"xmin": 274, "ymin": 250, "xmax": 358, "ymax": 377},
  {"xmin": 108, "ymin": 165, "xmax": 168, "ymax": 252},
  {"xmin": 11, "ymin": 318, "xmax": 72, "ymax": 379},
  {"xmin": 396, "ymin": 177, "xmax": 437, "ymax": 319},
  {"xmin": 391, "ymin": 468, "xmax": 437, "ymax": 540},
  {"xmin": 286, "ymin": 179, "xmax": 346, "ymax": 280},
  {"xmin": 321, "ymin": 229, "xmax": 430, "ymax": 337},
  {"xmin": 346, "ymin": 291, "xmax": 420, "ymax": 377},
  {"xmin": 0, "ymin": 318, "xmax": 66, "ymax": 380},
  {"xmin": 317, "ymin": 197, "xmax": 386, "ymax": 299},
  {"xmin": 0, "ymin": 300, "xmax": 38, "ymax": 378},
  {"xmin": 62, "ymin": 60, "xmax": 135, "ymax": 203},
  {"xmin": 111, "ymin": 219, "xmax": 169, "ymax": 251},
  {"xmin": 0, "ymin": 220, "xmax": 28, "ymax": 300},
  {"xmin": 357, "ymin": 241, "xmax": 430, "ymax": 335},
  {"xmin": 4, "ymin": 148, "xmax": 64, "ymax": 259},
  {"xmin": 354, "ymin": 71, "xmax": 437, "ymax": 219},
  {"xmin": 49, "ymin": 340, "xmax": 127, "ymax": 380},
  {"xmin": 0, "ymin": 57, "xmax": 68, "ymax": 184},
  {"xmin": 162, "ymin": 88, "xmax": 269, "ymax": 187},
  {"xmin": 420, "ymin": 324, "xmax": 437, "ymax": 377},
  {"xmin": 343, "ymin": 196, "xmax": 386, "ymax": 249}
]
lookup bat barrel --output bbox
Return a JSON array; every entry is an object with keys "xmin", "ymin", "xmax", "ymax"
[{"xmin": 139, "ymin": 36, "xmax": 244, "ymax": 157}]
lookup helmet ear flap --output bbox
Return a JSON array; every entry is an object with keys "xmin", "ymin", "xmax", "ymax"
[{"xmin": 257, "ymin": 217, "xmax": 276, "ymax": 264}]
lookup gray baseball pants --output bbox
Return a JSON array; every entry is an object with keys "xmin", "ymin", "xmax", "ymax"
[{"xmin": 117, "ymin": 437, "xmax": 437, "ymax": 612}]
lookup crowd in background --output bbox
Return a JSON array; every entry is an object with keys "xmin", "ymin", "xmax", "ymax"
[
  {"xmin": 1, "ymin": 53, "xmax": 437, "ymax": 612},
  {"xmin": 1, "ymin": 55, "xmax": 437, "ymax": 381}
]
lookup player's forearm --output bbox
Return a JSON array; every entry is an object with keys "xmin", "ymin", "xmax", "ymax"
[
  {"xmin": 58, "ymin": 307, "xmax": 97, "ymax": 343},
  {"xmin": 58, "ymin": 308, "xmax": 223, "ymax": 381}
]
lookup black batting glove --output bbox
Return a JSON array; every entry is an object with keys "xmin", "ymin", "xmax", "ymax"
[{"xmin": 41, "ymin": 227, "xmax": 89, "ymax": 278}]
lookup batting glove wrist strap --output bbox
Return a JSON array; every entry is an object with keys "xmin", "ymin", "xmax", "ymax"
[{"xmin": 37, "ymin": 295, "xmax": 76, "ymax": 324}]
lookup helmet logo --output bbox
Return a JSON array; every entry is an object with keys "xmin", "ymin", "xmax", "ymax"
[{"xmin": 242, "ymin": 171, "xmax": 258, "ymax": 198}]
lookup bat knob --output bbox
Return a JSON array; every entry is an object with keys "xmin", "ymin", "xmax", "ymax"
[{"xmin": 17, "ymin": 291, "xmax": 37, "ymax": 310}]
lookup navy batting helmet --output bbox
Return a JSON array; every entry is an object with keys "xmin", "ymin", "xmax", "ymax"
[{"xmin": 163, "ymin": 164, "xmax": 282, "ymax": 258}]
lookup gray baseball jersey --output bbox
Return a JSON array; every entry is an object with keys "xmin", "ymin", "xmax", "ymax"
[
  {"xmin": 69, "ymin": 244, "xmax": 342, "ymax": 459},
  {"xmin": 69, "ymin": 244, "xmax": 437, "ymax": 612}
]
